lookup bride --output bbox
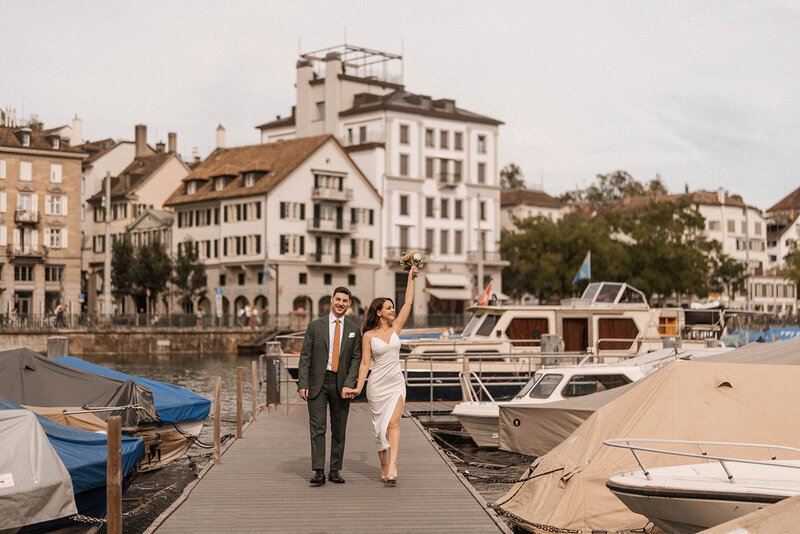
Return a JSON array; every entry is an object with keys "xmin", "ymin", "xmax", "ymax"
[{"xmin": 342, "ymin": 266, "xmax": 417, "ymax": 484}]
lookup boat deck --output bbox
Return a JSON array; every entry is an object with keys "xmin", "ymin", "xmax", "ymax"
[{"xmin": 150, "ymin": 403, "xmax": 508, "ymax": 533}]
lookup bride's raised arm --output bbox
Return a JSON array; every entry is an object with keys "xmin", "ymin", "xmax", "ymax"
[{"xmin": 392, "ymin": 266, "xmax": 418, "ymax": 334}]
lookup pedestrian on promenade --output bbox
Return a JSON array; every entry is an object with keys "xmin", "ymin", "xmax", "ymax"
[
  {"xmin": 54, "ymin": 303, "xmax": 66, "ymax": 327},
  {"xmin": 297, "ymin": 286, "xmax": 362, "ymax": 486}
]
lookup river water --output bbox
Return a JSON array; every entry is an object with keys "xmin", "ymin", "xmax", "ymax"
[{"xmin": 84, "ymin": 352, "xmax": 531, "ymax": 533}]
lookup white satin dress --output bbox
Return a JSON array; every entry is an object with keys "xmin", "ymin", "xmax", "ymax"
[{"xmin": 367, "ymin": 332, "xmax": 406, "ymax": 451}]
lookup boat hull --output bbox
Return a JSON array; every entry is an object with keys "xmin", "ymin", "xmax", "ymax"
[{"xmin": 452, "ymin": 410, "xmax": 500, "ymax": 448}]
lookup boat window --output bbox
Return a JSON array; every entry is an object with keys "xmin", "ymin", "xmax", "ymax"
[
  {"xmin": 619, "ymin": 286, "xmax": 646, "ymax": 304},
  {"xmin": 462, "ymin": 314, "xmax": 483, "ymax": 337},
  {"xmin": 515, "ymin": 371, "xmax": 543, "ymax": 398},
  {"xmin": 529, "ymin": 374, "xmax": 563, "ymax": 399},
  {"xmin": 581, "ymin": 283, "xmax": 602, "ymax": 302},
  {"xmin": 475, "ymin": 314, "xmax": 501, "ymax": 337},
  {"xmin": 594, "ymin": 283, "xmax": 623, "ymax": 303},
  {"xmin": 505, "ymin": 317, "xmax": 549, "ymax": 347},
  {"xmin": 561, "ymin": 374, "xmax": 632, "ymax": 397}
]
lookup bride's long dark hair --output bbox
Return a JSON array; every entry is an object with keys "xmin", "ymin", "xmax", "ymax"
[{"xmin": 362, "ymin": 297, "xmax": 394, "ymax": 334}]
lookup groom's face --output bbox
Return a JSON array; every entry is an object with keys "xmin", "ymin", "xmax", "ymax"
[{"xmin": 331, "ymin": 292, "xmax": 351, "ymax": 318}]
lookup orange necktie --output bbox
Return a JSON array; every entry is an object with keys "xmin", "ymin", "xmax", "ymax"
[{"xmin": 331, "ymin": 319, "xmax": 341, "ymax": 372}]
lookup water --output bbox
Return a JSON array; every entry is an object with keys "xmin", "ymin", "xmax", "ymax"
[{"xmin": 83, "ymin": 352, "xmax": 531, "ymax": 533}]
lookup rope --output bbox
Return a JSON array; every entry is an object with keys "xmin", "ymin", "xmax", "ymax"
[
  {"xmin": 171, "ymin": 423, "xmax": 234, "ymax": 449},
  {"xmin": 491, "ymin": 506, "xmax": 653, "ymax": 534},
  {"xmin": 430, "ymin": 431, "xmax": 511, "ymax": 469},
  {"xmin": 69, "ymin": 482, "xmax": 178, "ymax": 524}
]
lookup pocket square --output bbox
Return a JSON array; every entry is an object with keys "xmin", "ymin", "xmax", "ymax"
[{"xmin": 348, "ymin": 332, "xmax": 355, "ymax": 338}]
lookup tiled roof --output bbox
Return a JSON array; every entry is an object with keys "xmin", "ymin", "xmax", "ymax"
[
  {"xmin": 256, "ymin": 107, "xmax": 296, "ymax": 130},
  {"xmin": 768, "ymin": 186, "xmax": 800, "ymax": 214},
  {"xmin": 165, "ymin": 135, "xmax": 374, "ymax": 207},
  {"xmin": 501, "ymin": 188, "xmax": 563, "ymax": 208},
  {"xmin": 606, "ymin": 191, "xmax": 750, "ymax": 216},
  {"xmin": 78, "ymin": 138, "xmax": 120, "ymax": 164},
  {"xmin": 88, "ymin": 152, "xmax": 172, "ymax": 203},
  {"xmin": 0, "ymin": 126, "xmax": 84, "ymax": 154},
  {"xmin": 340, "ymin": 90, "xmax": 503, "ymax": 126}
]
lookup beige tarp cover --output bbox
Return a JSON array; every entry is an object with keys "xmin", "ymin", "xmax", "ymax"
[
  {"xmin": 700, "ymin": 494, "xmax": 800, "ymax": 533},
  {"xmin": 499, "ymin": 339, "xmax": 800, "ymax": 457},
  {"xmin": 24, "ymin": 405, "xmax": 108, "ymax": 432},
  {"xmin": 494, "ymin": 360, "xmax": 800, "ymax": 533}
]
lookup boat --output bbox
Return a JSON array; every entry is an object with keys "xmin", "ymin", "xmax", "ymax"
[
  {"xmin": 0, "ymin": 395, "xmax": 144, "ymax": 533},
  {"xmin": 282, "ymin": 282, "xmax": 731, "ymax": 402},
  {"xmin": 604, "ymin": 439, "xmax": 800, "ymax": 534},
  {"xmin": 0, "ymin": 348, "xmax": 209, "ymax": 472}
]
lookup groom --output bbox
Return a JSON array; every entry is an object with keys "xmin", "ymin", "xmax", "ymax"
[{"xmin": 298, "ymin": 286, "xmax": 362, "ymax": 485}]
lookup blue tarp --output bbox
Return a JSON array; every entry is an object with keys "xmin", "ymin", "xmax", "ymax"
[
  {"xmin": 0, "ymin": 396, "xmax": 144, "ymax": 494},
  {"xmin": 54, "ymin": 356, "xmax": 211, "ymax": 423}
]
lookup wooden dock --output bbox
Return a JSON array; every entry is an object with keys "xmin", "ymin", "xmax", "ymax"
[{"xmin": 150, "ymin": 403, "xmax": 510, "ymax": 533}]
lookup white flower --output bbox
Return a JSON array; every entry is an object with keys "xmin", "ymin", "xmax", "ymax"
[{"xmin": 413, "ymin": 252, "xmax": 422, "ymax": 261}]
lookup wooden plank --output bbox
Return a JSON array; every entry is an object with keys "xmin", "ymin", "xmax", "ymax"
[
  {"xmin": 213, "ymin": 376, "xmax": 221, "ymax": 464},
  {"xmin": 236, "ymin": 367, "xmax": 243, "ymax": 439},
  {"xmin": 107, "ymin": 415, "xmax": 122, "ymax": 534},
  {"xmin": 155, "ymin": 403, "xmax": 506, "ymax": 533}
]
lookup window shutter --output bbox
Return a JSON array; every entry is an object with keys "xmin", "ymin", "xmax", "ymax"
[
  {"xmin": 0, "ymin": 192, "xmax": 6, "ymax": 213},
  {"xmin": 0, "ymin": 226, "xmax": 6, "ymax": 246},
  {"xmin": 369, "ymin": 240, "xmax": 374, "ymax": 258},
  {"xmin": 299, "ymin": 235, "xmax": 305, "ymax": 255},
  {"xmin": 20, "ymin": 162, "xmax": 31, "ymax": 181},
  {"xmin": 300, "ymin": 203, "xmax": 305, "ymax": 220},
  {"xmin": 280, "ymin": 235, "xmax": 287, "ymax": 254},
  {"xmin": 280, "ymin": 202, "xmax": 286, "ymax": 219},
  {"xmin": 256, "ymin": 202, "xmax": 262, "ymax": 219},
  {"xmin": 0, "ymin": 160, "xmax": 5, "ymax": 179},
  {"xmin": 62, "ymin": 229, "xmax": 68, "ymax": 249},
  {"xmin": 369, "ymin": 209, "xmax": 374, "ymax": 225},
  {"xmin": 351, "ymin": 208, "xmax": 356, "ymax": 223},
  {"xmin": 32, "ymin": 229, "xmax": 38, "ymax": 249},
  {"xmin": 351, "ymin": 239, "xmax": 356, "ymax": 257},
  {"xmin": 31, "ymin": 194, "xmax": 38, "ymax": 214},
  {"xmin": 44, "ymin": 228, "xmax": 51, "ymax": 247},
  {"xmin": 44, "ymin": 195, "xmax": 51, "ymax": 215},
  {"xmin": 51, "ymin": 164, "xmax": 62, "ymax": 183},
  {"xmin": 13, "ymin": 229, "xmax": 19, "ymax": 248}
]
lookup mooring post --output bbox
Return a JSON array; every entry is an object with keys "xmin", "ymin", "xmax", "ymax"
[
  {"xmin": 236, "ymin": 367, "xmax": 243, "ymax": 439},
  {"xmin": 251, "ymin": 360, "xmax": 258, "ymax": 421},
  {"xmin": 106, "ymin": 415, "xmax": 122, "ymax": 534},
  {"xmin": 214, "ymin": 376, "xmax": 221, "ymax": 464}
]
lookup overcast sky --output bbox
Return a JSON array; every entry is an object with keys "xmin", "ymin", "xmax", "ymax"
[{"xmin": 2, "ymin": 1, "xmax": 798, "ymax": 209}]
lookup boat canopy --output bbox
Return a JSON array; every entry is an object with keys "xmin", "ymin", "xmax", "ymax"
[
  {"xmin": 580, "ymin": 282, "xmax": 647, "ymax": 305},
  {"xmin": 494, "ymin": 359, "xmax": 800, "ymax": 533},
  {"xmin": 0, "ymin": 396, "xmax": 144, "ymax": 495},
  {"xmin": 55, "ymin": 356, "xmax": 211, "ymax": 424},
  {"xmin": 0, "ymin": 348, "xmax": 158, "ymax": 427},
  {"xmin": 0, "ymin": 409, "xmax": 77, "ymax": 530}
]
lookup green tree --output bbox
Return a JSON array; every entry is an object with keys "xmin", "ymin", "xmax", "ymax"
[
  {"xmin": 111, "ymin": 236, "xmax": 136, "ymax": 300},
  {"xmin": 172, "ymin": 239, "xmax": 208, "ymax": 312},
  {"xmin": 647, "ymin": 176, "xmax": 669, "ymax": 196},
  {"xmin": 133, "ymin": 240, "xmax": 172, "ymax": 309},
  {"xmin": 584, "ymin": 170, "xmax": 646, "ymax": 203},
  {"xmin": 783, "ymin": 242, "xmax": 800, "ymax": 288},
  {"xmin": 500, "ymin": 163, "xmax": 526, "ymax": 190},
  {"xmin": 711, "ymin": 253, "xmax": 748, "ymax": 302}
]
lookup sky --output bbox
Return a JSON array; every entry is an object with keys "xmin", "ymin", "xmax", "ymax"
[{"xmin": 1, "ymin": 1, "xmax": 798, "ymax": 210}]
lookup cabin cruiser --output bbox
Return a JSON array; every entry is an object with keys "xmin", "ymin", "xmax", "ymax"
[{"xmin": 604, "ymin": 439, "xmax": 800, "ymax": 534}]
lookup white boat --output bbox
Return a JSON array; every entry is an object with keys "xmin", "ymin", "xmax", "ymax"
[{"xmin": 604, "ymin": 439, "xmax": 800, "ymax": 534}]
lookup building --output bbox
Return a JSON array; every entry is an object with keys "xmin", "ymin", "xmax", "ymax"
[
  {"xmin": 500, "ymin": 188, "xmax": 567, "ymax": 232},
  {"xmin": 164, "ymin": 134, "xmax": 382, "ymax": 319},
  {"xmin": 256, "ymin": 44, "xmax": 506, "ymax": 319},
  {"xmin": 0, "ymin": 116, "xmax": 86, "ymax": 316},
  {"xmin": 86, "ymin": 125, "xmax": 189, "ymax": 313}
]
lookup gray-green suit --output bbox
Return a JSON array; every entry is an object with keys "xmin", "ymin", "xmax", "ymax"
[{"xmin": 298, "ymin": 314, "xmax": 362, "ymax": 471}]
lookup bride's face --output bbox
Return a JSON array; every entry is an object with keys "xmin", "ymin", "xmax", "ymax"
[{"xmin": 378, "ymin": 300, "xmax": 395, "ymax": 321}]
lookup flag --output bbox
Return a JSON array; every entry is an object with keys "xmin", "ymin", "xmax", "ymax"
[
  {"xmin": 477, "ymin": 280, "xmax": 493, "ymax": 306},
  {"xmin": 261, "ymin": 251, "xmax": 269, "ymax": 284},
  {"xmin": 572, "ymin": 251, "xmax": 591, "ymax": 284}
]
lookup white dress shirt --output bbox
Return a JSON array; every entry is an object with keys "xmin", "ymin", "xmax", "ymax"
[{"xmin": 327, "ymin": 312, "xmax": 345, "ymax": 371}]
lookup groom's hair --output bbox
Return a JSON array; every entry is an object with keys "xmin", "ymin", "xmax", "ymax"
[{"xmin": 332, "ymin": 286, "xmax": 351, "ymax": 299}]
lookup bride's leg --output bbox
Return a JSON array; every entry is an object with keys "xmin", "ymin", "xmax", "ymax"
[
  {"xmin": 378, "ymin": 450, "xmax": 388, "ymax": 479},
  {"xmin": 387, "ymin": 396, "xmax": 404, "ymax": 478}
]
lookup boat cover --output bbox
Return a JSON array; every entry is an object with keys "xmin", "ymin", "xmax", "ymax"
[
  {"xmin": 0, "ymin": 348, "xmax": 158, "ymax": 427},
  {"xmin": 0, "ymin": 409, "xmax": 77, "ymax": 530},
  {"xmin": 494, "ymin": 360, "xmax": 800, "ymax": 533},
  {"xmin": 701, "ymin": 493, "xmax": 800, "ymax": 533},
  {"xmin": 0, "ymin": 396, "xmax": 145, "ymax": 494},
  {"xmin": 54, "ymin": 356, "xmax": 211, "ymax": 423},
  {"xmin": 498, "ymin": 340, "xmax": 800, "ymax": 456}
]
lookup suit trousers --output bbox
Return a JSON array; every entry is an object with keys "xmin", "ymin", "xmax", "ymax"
[{"xmin": 307, "ymin": 370, "xmax": 351, "ymax": 471}]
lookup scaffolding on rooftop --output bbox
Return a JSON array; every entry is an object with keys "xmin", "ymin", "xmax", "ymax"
[{"xmin": 300, "ymin": 44, "xmax": 404, "ymax": 86}]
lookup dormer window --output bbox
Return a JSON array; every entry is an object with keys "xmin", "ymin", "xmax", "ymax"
[
  {"xmin": 51, "ymin": 137, "xmax": 60, "ymax": 150},
  {"xmin": 214, "ymin": 177, "xmax": 225, "ymax": 191},
  {"xmin": 244, "ymin": 173, "xmax": 256, "ymax": 187},
  {"xmin": 186, "ymin": 181, "xmax": 197, "ymax": 195},
  {"xmin": 21, "ymin": 132, "xmax": 30, "ymax": 147}
]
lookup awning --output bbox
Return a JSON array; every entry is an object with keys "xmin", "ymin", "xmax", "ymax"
[
  {"xmin": 428, "ymin": 288, "xmax": 473, "ymax": 300},
  {"xmin": 425, "ymin": 273, "xmax": 470, "ymax": 288}
]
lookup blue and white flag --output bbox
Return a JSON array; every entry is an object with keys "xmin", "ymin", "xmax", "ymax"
[
  {"xmin": 261, "ymin": 252, "xmax": 269, "ymax": 283},
  {"xmin": 572, "ymin": 251, "xmax": 591, "ymax": 284}
]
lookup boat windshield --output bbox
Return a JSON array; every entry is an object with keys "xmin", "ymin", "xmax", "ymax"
[
  {"xmin": 461, "ymin": 314, "xmax": 483, "ymax": 337},
  {"xmin": 529, "ymin": 374, "xmax": 563, "ymax": 399},
  {"xmin": 595, "ymin": 283, "xmax": 623, "ymax": 303},
  {"xmin": 515, "ymin": 371, "xmax": 544, "ymax": 398},
  {"xmin": 582, "ymin": 283, "xmax": 602, "ymax": 302},
  {"xmin": 475, "ymin": 314, "xmax": 501, "ymax": 337}
]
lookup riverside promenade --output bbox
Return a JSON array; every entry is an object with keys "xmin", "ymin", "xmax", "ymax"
[{"xmin": 150, "ymin": 403, "xmax": 509, "ymax": 533}]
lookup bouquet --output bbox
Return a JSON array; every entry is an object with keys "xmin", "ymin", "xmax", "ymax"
[{"xmin": 400, "ymin": 251, "xmax": 424, "ymax": 279}]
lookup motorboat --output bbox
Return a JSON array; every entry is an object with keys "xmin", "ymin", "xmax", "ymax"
[
  {"xmin": 0, "ymin": 348, "xmax": 209, "ymax": 473},
  {"xmin": 0, "ymin": 396, "xmax": 144, "ymax": 533},
  {"xmin": 604, "ymin": 439, "xmax": 800, "ymax": 534}
]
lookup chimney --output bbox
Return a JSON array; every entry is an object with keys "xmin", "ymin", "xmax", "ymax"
[
  {"xmin": 71, "ymin": 115, "xmax": 83, "ymax": 146},
  {"xmin": 156, "ymin": 141, "xmax": 165, "ymax": 153},
  {"xmin": 322, "ymin": 52, "xmax": 343, "ymax": 135},
  {"xmin": 685, "ymin": 183, "xmax": 689, "ymax": 194},
  {"xmin": 216, "ymin": 124, "xmax": 226, "ymax": 149},
  {"xmin": 717, "ymin": 187, "xmax": 725, "ymax": 205},
  {"xmin": 134, "ymin": 124, "xmax": 148, "ymax": 158},
  {"xmin": 295, "ymin": 58, "xmax": 314, "ymax": 137},
  {"xmin": 168, "ymin": 132, "xmax": 177, "ymax": 154},
  {"xmin": 192, "ymin": 147, "xmax": 200, "ymax": 164}
]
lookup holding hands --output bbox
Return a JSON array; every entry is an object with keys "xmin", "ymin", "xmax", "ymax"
[{"xmin": 341, "ymin": 386, "xmax": 360, "ymax": 399}]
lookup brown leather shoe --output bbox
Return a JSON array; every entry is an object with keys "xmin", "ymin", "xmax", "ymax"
[
  {"xmin": 328, "ymin": 470, "xmax": 345, "ymax": 484},
  {"xmin": 310, "ymin": 469, "xmax": 326, "ymax": 485}
]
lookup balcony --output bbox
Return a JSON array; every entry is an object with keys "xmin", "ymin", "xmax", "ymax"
[
  {"xmin": 307, "ymin": 219, "xmax": 352, "ymax": 234},
  {"xmin": 306, "ymin": 252, "xmax": 351, "ymax": 267},
  {"xmin": 466, "ymin": 250, "xmax": 509, "ymax": 266},
  {"xmin": 436, "ymin": 173, "xmax": 462, "ymax": 189},
  {"xmin": 7, "ymin": 245, "xmax": 47, "ymax": 259},
  {"xmin": 339, "ymin": 132, "xmax": 386, "ymax": 148},
  {"xmin": 311, "ymin": 187, "xmax": 353, "ymax": 203},
  {"xmin": 14, "ymin": 210, "xmax": 41, "ymax": 225}
]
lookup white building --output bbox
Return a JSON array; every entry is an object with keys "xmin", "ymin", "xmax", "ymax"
[
  {"xmin": 256, "ymin": 45, "xmax": 506, "ymax": 319},
  {"xmin": 164, "ymin": 134, "xmax": 382, "ymax": 319},
  {"xmin": 500, "ymin": 188, "xmax": 568, "ymax": 232}
]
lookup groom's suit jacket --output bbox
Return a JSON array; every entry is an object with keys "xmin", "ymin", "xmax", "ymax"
[{"xmin": 298, "ymin": 315, "xmax": 362, "ymax": 399}]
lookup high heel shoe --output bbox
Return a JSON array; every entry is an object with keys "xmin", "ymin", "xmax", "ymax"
[
  {"xmin": 380, "ymin": 462, "xmax": 389, "ymax": 483},
  {"xmin": 386, "ymin": 462, "xmax": 398, "ymax": 485}
]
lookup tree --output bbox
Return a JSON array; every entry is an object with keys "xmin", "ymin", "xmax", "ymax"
[
  {"xmin": 583, "ymin": 171, "xmax": 646, "ymax": 203},
  {"xmin": 172, "ymin": 239, "xmax": 208, "ymax": 312},
  {"xmin": 647, "ymin": 175, "xmax": 669, "ymax": 196},
  {"xmin": 111, "ymin": 236, "xmax": 136, "ymax": 300},
  {"xmin": 783, "ymin": 242, "xmax": 800, "ymax": 288},
  {"xmin": 500, "ymin": 163, "xmax": 526, "ymax": 190},
  {"xmin": 133, "ymin": 240, "xmax": 172, "ymax": 310},
  {"xmin": 711, "ymin": 253, "xmax": 748, "ymax": 304}
]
